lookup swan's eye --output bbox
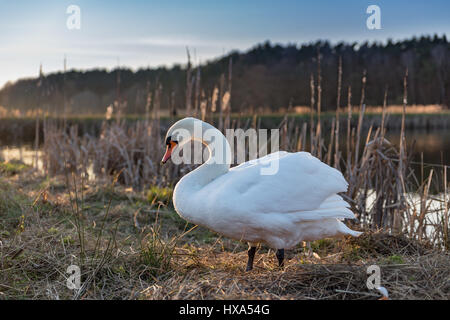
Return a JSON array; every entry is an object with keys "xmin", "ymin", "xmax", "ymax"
[{"xmin": 166, "ymin": 137, "xmax": 178, "ymax": 146}]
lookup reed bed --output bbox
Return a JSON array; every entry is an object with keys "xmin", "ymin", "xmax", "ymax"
[{"xmin": 36, "ymin": 59, "xmax": 449, "ymax": 250}]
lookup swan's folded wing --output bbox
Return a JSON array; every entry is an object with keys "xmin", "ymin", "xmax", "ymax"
[{"xmin": 204, "ymin": 151, "xmax": 352, "ymax": 220}]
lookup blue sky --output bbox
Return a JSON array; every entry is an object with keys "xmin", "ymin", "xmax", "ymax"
[{"xmin": 0, "ymin": 0, "xmax": 449, "ymax": 88}]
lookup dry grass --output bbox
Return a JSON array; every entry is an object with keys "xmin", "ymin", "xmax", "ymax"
[
  {"xmin": 144, "ymin": 250, "xmax": 449, "ymax": 300},
  {"xmin": 365, "ymin": 104, "xmax": 446, "ymax": 114},
  {"xmin": 0, "ymin": 166, "xmax": 448, "ymax": 300},
  {"xmin": 290, "ymin": 104, "xmax": 448, "ymax": 115}
]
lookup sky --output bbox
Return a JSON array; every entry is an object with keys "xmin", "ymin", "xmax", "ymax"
[{"xmin": 0, "ymin": 0, "xmax": 449, "ymax": 88}]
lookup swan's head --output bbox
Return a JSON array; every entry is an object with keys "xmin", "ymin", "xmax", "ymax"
[
  {"xmin": 161, "ymin": 117, "xmax": 198, "ymax": 164},
  {"xmin": 161, "ymin": 135, "xmax": 178, "ymax": 164}
]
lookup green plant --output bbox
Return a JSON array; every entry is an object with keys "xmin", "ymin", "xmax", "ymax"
[
  {"xmin": 140, "ymin": 223, "xmax": 177, "ymax": 278},
  {"xmin": 147, "ymin": 186, "xmax": 173, "ymax": 206},
  {"xmin": 388, "ymin": 254, "xmax": 405, "ymax": 264},
  {"xmin": 0, "ymin": 160, "xmax": 29, "ymax": 175}
]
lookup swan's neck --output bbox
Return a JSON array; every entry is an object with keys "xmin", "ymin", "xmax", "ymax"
[
  {"xmin": 173, "ymin": 121, "xmax": 231, "ymax": 224},
  {"xmin": 179, "ymin": 121, "xmax": 231, "ymax": 188}
]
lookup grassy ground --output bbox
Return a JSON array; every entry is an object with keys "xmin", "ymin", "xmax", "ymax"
[{"xmin": 0, "ymin": 162, "xmax": 448, "ymax": 300}]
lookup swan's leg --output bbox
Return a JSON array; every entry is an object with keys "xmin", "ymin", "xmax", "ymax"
[
  {"xmin": 246, "ymin": 246, "xmax": 256, "ymax": 271},
  {"xmin": 275, "ymin": 249, "xmax": 285, "ymax": 268}
]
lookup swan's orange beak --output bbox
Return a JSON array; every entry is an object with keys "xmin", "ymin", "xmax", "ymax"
[{"xmin": 162, "ymin": 140, "xmax": 177, "ymax": 164}]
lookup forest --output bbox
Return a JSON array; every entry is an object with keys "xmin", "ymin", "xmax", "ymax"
[{"xmin": 0, "ymin": 35, "xmax": 448, "ymax": 116}]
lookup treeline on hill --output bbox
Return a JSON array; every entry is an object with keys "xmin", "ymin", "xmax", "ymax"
[{"xmin": 0, "ymin": 35, "xmax": 448, "ymax": 115}]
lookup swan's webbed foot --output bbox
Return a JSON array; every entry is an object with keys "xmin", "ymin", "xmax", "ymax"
[
  {"xmin": 246, "ymin": 246, "xmax": 256, "ymax": 271},
  {"xmin": 276, "ymin": 249, "xmax": 285, "ymax": 268}
]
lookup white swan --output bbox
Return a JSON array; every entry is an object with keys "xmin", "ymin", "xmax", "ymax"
[{"xmin": 161, "ymin": 117, "xmax": 361, "ymax": 270}]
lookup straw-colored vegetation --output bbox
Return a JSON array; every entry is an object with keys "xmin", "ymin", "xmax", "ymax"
[
  {"xmin": 0, "ymin": 47, "xmax": 448, "ymax": 300},
  {"xmin": 0, "ymin": 165, "xmax": 448, "ymax": 300}
]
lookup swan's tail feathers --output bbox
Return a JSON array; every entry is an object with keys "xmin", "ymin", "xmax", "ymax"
[
  {"xmin": 318, "ymin": 194, "xmax": 351, "ymax": 209},
  {"xmin": 291, "ymin": 206, "xmax": 356, "ymax": 221},
  {"xmin": 290, "ymin": 194, "xmax": 358, "ymax": 221},
  {"xmin": 337, "ymin": 220, "xmax": 363, "ymax": 237}
]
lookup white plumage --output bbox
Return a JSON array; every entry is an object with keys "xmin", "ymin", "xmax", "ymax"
[{"xmin": 163, "ymin": 117, "xmax": 361, "ymax": 267}]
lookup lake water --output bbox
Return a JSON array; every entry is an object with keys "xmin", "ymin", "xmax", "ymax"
[
  {"xmin": 385, "ymin": 129, "xmax": 450, "ymax": 168},
  {"xmin": 1, "ymin": 127, "xmax": 449, "ymax": 170}
]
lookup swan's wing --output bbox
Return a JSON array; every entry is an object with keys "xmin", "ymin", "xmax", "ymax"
[
  {"xmin": 201, "ymin": 151, "xmax": 354, "ymax": 221},
  {"xmin": 230, "ymin": 151, "xmax": 290, "ymax": 171}
]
